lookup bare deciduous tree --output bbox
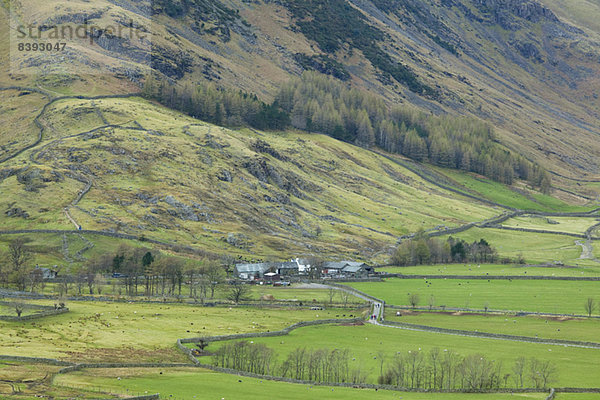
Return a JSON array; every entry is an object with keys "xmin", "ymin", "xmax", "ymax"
[
  {"xmin": 428, "ymin": 295, "xmax": 435, "ymax": 311},
  {"xmin": 408, "ymin": 293, "xmax": 420, "ymax": 309},
  {"xmin": 13, "ymin": 302, "xmax": 24, "ymax": 317},
  {"xmin": 204, "ymin": 262, "xmax": 226, "ymax": 299},
  {"xmin": 585, "ymin": 297, "xmax": 596, "ymax": 317},
  {"xmin": 8, "ymin": 238, "xmax": 32, "ymax": 291},
  {"xmin": 339, "ymin": 290, "xmax": 350, "ymax": 307},
  {"xmin": 328, "ymin": 287, "xmax": 336, "ymax": 305},
  {"xmin": 227, "ymin": 283, "xmax": 251, "ymax": 304},
  {"xmin": 513, "ymin": 356, "xmax": 526, "ymax": 388}
]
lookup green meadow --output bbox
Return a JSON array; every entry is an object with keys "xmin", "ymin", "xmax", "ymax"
[
  {"xmin": 208, "ymin": 323, "xmax": 600, "ymax": 387},
  {"xmin": 450, "ymin": 228, "xmax": 583, "ymax": 264},
  {"xmin": 435, "ymin": 168, "xmax": 594, "ymax": 212},
  {"xmin": 53, "ymin": 367, "xmax": 548, "ymax": 400},
  {"xmin": 0, "ymin": 300, "xmax": 365, "ymax": 363},
  {"xmin": 346, "ymin": 278, "xmax": 600, "ymax": 314},
  {"xmin": 382, "ymin": 311, "xmax": 600, "ymax": 343},
  {"xmin": 501, "ymin": 216, "xmax": 600, "ymax": 235}
]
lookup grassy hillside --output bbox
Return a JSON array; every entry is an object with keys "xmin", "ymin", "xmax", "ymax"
[
  {"xmin": 0, "ymin": 95, "xmax": 509, "ymax": 263},
  {"xmin": 1, "ymin": 91, "xmax": 596, "ymax": 266}
]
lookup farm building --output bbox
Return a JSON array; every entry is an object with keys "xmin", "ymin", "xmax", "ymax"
[
  {"xmin": 234, "ymin": 263, "xmax": 272, "ymax": 280},
  {"xmin": 277, "ymin": 261, "xmax": 300, "ymax": 276},
  {"xmin": 34, "ymin": 266, "xmax": 58, "ymax": 279},
  {"xmin": 234, "ymin": 260, "xmax": 370, "ymax": 280},
  {"xmin": 322, "ymin": 261, "xmax": 371, "ymax": 278}
]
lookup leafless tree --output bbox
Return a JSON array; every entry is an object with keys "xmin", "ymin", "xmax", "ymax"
[
  {"xmin": 95, "ymin": 273, "xmax": 106, "ymax": 295},
  {"xmin": 537, "ymin": 360, "xmax": 556, "ymax": 389},
  {"xmin": 512, "ymin": 356, "xmax": 526, "ymax": 388},
  {"xmin": 408, "ymin": 293, "xmax": 420, "ymax": 309},
  {"xmin": 429, "ymin": 348, "xmax": 440, "ymax": 388},
  {"xmin": 529, "ymin": 358, "xmax": 542, "ymax": 388},
  {"xmin": 306, "ymin": 257, "xmax": 324, "ymax": 280},
  {"xmin": 7, "ymin": 238, "xmax": 32, "ymax": 291},
  {"xmin": 227, "ymin": 282, "xmax": 251, "ymax": 304},
  {"xmin": 204, "ymin": 262, "xmax": 226, "ymax": 298},
  {"xmin": 58, "ymin": 275, "xmax": 72, "ymax": 297},
  {"xmin": 376, "ymin": 350, "xmax": 387, "ymax": 377},
  {"xmin": 28, "ymin": 268, "xmax": 43, "ymax": 293},
  {"xmin": 13, "ymin": 302, "xmax": 24, "ymax": 317},
  {"xmin": 328, "ymin": 287, "xmax": 336, "ymax": 305},
  {"xmin": 339, "ymin": 290, "xmax": 350, "ymax": 307},
  {"xmin": 585, "ymin": 297, "xmax": 596, "ymax": 317}
]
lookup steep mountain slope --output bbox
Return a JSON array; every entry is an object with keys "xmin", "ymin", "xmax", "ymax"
[{"xmin": 2, "ymin": 0, "xmax": 599, "ymax": 188}]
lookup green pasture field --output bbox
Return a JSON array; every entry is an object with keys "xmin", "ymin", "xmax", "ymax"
[
  {"xmin": 53, "ymin": 367, "xmax": 548, "ymax": 400},
  {"xmin": 243, "ymin": 286, "xmax": 365, "ymax": 304},
  {"xmin": 208, "ymin": 323, "xmax": 600, "ymax": 387},
  {"xmin": 346, "ymin": 278, "xmax": 600, "ymax": 314},
  {"xmin": 382, "ymin": 311, "xmax": 600, "ymax": 343},
  {"xmin": 435, "ymin": 168, "xmax": 593, "ymax": 212},
  {"xmin": 0, "ymin": 300, "xmax": 366, "ymax": 363},
  {"xmin": 448, "ymin": 227, "xmax": 583, "ymax": 264},
  {"xmin": 501, "ymin": 216, "xmax": 599, "ymax": 235},
  {"xmin": 378, "ymin": 263, "xmax": 600, "ymax": 277}
]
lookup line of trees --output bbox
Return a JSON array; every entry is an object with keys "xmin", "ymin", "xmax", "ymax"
[
  {"xmin": 275, "ymin": 72, "xmax": 550, "ymax": 190},
  {"xmin": 142, "ymin": 75, "xmax": 289, "ymax": 130},
  {"xmin": 391, "ymin": 234, "xmax": 499, "ymax": 266},
  {"xmin": 143, "ymin": 71, "xmax": 550, "ymax": 190},
  {"xmin": 211, "ymin": 342, "xmax": 557, "ymax": 389},
  {"xmin": 84, "ymin": 244, "xmax": 226, "ymax": 299},
  {"xmin": 0, "ymin": 239, "xmax": 229, "ymax": 300},
  {"xmin": 213, "ymin": 342, "xmax": 356, "ymax": 384},
  {"xmin": 379, "ymin": 350, "xmax": 556, "ymax": 390}
]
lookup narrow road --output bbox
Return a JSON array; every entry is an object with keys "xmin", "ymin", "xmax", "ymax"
[{"xmin": 576, "ymin": 239, "xmax": 593, "ymax": 259}]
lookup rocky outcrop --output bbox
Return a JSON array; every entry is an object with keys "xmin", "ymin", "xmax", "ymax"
[
  {"xmin": 243, "ymin": 157, "xmax": 317, "ymax": 199},
  {"xmin": 217, "ymin": 169, "xmax": 233, "ymax": 182},
  {"xmin": 163, "ymin": 195, "xmax": 212, "ymax": 222},
  {"xmin": 5, "ymin": 207, "xmax": 29, "ymax": 219},
  {"xmin": 474, "ymin": 0, "xmax": 559, "ymax": 29},
  {"xmin": 513, "ymin": 41, "xmax": 543, "ymax": 62}
]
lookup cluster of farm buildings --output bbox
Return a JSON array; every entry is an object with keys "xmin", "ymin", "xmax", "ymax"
[{"xmin": 234, "ymin": 259, "xmax": 372, "ymax": 281}]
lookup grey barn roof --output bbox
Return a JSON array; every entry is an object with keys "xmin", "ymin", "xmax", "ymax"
[
  {"xmin": 235, "ymin": 263, "xmax": 271, "ymax": 274},
  {"xmin": 323, "ymin": 261, "xmax": 366, "ymax": 270},
  {"xmin": 342, "ymin": 265, "xmax": 364, "ymax": 273},
  {"xmin": 278, "ymin": 262, "xmax": 299, "ymax": 269}
]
